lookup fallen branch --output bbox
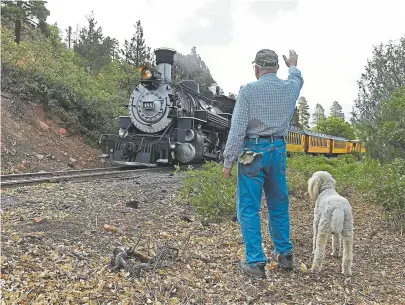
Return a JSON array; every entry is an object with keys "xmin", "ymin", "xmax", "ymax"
[
  {"xmin": 109, "ymin": 243, "xmax": 179, "ymax": 277},
  {"xmin": 68, "ymin": 251, "xmax": 92, "ymax": 262}
]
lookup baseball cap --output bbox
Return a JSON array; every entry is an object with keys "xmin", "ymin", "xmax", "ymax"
[{"xmin": 252, "ymin": 49, "xmax": 278, "ymax": 67}]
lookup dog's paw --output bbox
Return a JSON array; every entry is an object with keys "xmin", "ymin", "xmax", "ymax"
[
  {"xmin": 310, "ymin": 265, "xmax": 321, "ymax": 273},
  {"xmin": 342, "ymin": 269, "xmax": 352, "ymax": 277}
]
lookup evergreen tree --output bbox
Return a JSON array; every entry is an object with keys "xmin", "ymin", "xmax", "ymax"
[
  {"xmin": 1, "ymin": 0, "xmax": 50, "ymax": 43},
  {"xmin": 290, "ymin": 106, "xmax": 301, "ymax": 128},
  {"xmin": 297, "ymin": 96, "xmax": 310, "ymax": 129},
  {"xmin": 73, "ymin": 12, "xmax": 118, "ymax": 73},
  {"xmin": 351, "ymin": 36, "xmax": 405, "ymax": 127},
  {"xmin": 121, "ymin": 20, "xmax": 153, "ymax": 67},
  {"xmin": 313, "ymin": 116, "xmax": 355, "ymax": 139},
  {"xmin": 330, "ymin": 101, "xmax": 345, "ymax": 119},
  {"xmin": 65, "ymin": 25, "xmax": 72, "ymax": 48},
  {"xmin": 311, "ymin": 103, "xmax": 326, "ymax": 125}
]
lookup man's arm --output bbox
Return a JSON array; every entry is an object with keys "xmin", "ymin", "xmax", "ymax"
[
  {"xmin": 288, "ymin": 66, "xmax": 304, "ymax": 93},
  {"xmin": 223, "ymin": 87, "xmax": 250, "ymax": 169},
  {"xmin": 283, "ymin": 50, "xmax": 304, "ymax": 96}
]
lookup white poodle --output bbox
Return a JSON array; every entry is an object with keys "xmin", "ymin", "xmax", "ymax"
[{"xmin": 307, "ymin": 171, "xmax": 354, "ymax": 276}]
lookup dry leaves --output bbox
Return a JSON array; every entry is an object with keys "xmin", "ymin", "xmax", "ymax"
[{"xmin": 1, "ymin": 171, "xmax": 405, "ymax": 304}]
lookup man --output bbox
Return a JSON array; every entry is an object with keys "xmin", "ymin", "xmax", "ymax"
[{"xmin": 222, "ymin": 49, "xmax": 304, "ymax": 279}]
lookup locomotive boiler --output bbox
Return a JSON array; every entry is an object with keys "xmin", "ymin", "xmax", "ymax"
[{"xmin": 99, "ymin": 47, "xmax": 236, "ymax": 167}]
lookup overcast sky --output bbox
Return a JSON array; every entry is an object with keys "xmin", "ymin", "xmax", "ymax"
[{"xmin": 46, "ymin": 0, "xmax": 405, "ymax": 121}]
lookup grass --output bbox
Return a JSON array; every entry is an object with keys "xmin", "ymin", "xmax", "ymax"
[{"xmin": 177, "ymin": 153, "xmax": 405, "ymax": 229}]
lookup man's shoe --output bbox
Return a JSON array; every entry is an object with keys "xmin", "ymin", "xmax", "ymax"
[
  {"xmin": 271, "ymin": 252, "xmax": 294, "ymax": 271},
  {"xmin": 238, "ymin": 261, "xmax": 266, "ymax": 279}
]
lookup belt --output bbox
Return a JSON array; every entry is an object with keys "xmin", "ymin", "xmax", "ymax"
[
  {"xmin": 259, "ymin": 135, "xmax": 285, "ymax": 140},
  {"xmin": 245, "ymin": 135, "xmax": 286, "ymax": 141}
]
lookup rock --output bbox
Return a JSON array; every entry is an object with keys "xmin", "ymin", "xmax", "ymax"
[
  {"xmin": 35, "ymin": 154, "xmax": 44, "ymax": 160},
  {"xmin": 103, "ymin": 224, "xmax": 117, "ymax": 233},
  {"xmin": 69, "ymin": 157, "xmax": 77, "ymax": 163},
  {"xmin": 125, "ymin": 200, "xmax": 139, "ymax": 209},
  {"xmin": 58, "ymin": 128, "xmax": 67, "ymax": 135},
  {"xmin": 39, "ymin": 121, "xmax": 49, "ymax": 130},
  {"xmin": 33, "ymin": 217, "xmax": 43, "ymax": 223},
  {"xmin": 180, "ymin": 214, "xmax": 195, "ymax": 222},
  {"xmin": 17, "ymin": 163, "xmax": 25, "ymax": 171},
  {"xmin": 46, "ymin": 154, "xmax": 55, "ymax": 159}
]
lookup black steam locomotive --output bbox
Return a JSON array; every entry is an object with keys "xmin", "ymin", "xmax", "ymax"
[{"xmin": 99, "ymin": 47, "xmax": 236, "ymax": 167}]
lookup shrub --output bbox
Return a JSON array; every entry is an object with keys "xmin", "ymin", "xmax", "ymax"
[
  {"xmin": 0, "ymin": 26, "xmax": 140, "ymax": 145},
  {"xmin": 177, "ymin": 162, "xmax": 237, "ymax": 222},
  {"xmin": 178, "ymin": 155, "xmax": 405, "ymax": 229}
]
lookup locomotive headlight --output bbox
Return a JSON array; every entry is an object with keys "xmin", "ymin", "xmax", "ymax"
[{"xmin": 139, "ymin": 66, "xmax": 152, "ymax": 80}]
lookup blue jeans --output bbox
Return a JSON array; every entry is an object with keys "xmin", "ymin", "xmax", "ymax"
[{"xmin": 237, "ymin": 137, "xmax": 293, "ymax": 266}]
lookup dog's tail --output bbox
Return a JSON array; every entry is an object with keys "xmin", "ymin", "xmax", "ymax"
[{"xmin": 331, "ymin": 208, "xmax": 344, "ymax": 233}]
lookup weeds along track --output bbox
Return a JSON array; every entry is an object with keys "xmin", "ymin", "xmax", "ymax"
[{"xmin": 0, "ymin": 164, "xmax": 197, "ymax": 189}]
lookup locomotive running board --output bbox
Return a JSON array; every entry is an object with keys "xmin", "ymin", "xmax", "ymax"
[{"xmin": 109, "ymin": 161, "xmax": 158, "ymax": 167}]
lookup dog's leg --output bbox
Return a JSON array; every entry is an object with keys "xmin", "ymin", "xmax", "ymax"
[
  {"xmin": 331, "ymin": 233, "xmax": 341, "ymax": 257},
  {"xmin": 341, "ymin": 209, "xmax": 354, "ymax": 276},
  {"xmin": 312, "ymin": 213, "xmax": 320, "ymax": 255},
  {"xmin": 310, "ymin": 225, "xmax": 330, "ymax": 273},
  {"xmin": 341, "ymin": 231, "xmax": 353, "ymax": 276}
]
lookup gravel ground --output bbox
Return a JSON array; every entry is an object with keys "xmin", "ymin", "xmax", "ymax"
[{"xmin": 1, "ymin": 170, "xmax": 405, "ymax": 305}]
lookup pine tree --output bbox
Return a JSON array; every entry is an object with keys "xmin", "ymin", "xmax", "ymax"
[
  {"xmin": 290, "ymin": 106, "xmax": 301, "ymax": 128},
  {"xmin": 297, "ymin": 97, "xmax": 310, "ymax": 129},
  {"xmin": 1, "ymin": 0, "xmax": 50, "ymax": 43},
  {"xmin": 312, "ymin": 103, "xmax": 326, "ymax": 125},
  {"xmin": 330, "ymin": 101, "xmax": 345, "ymax": 119},
  {"xmin": 73, "ymin": 13, "xmax": 118, "ymax": 73},
  {"xmin": 121, "ymin": 20, "xmax": 153, "ymax": 67},
  {"xmin": 65, "ymin": 25, "xmax": 72, "ymax": 48}
]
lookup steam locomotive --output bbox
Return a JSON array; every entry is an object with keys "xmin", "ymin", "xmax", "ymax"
[{"xmin": 99, "ymin": 47, "xmax": 236, "ymax": 167}]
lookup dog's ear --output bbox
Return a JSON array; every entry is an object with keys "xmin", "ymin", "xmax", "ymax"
[
  {"xmin": 331, "ymin": 176, "xmax": 336, "ymax": 187},
  {"xmin": 308, "ymin": 176, "xmax": 322, "ymax": 200}
]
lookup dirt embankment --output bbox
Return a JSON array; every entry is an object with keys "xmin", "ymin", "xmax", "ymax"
[{"xmin": 1, "ymin": 93, "xmax": 109, "ymax": 174}]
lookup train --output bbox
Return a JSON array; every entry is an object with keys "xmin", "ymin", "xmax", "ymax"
[
  {"xmin": 99, "ymin": 47, "xmax": 236, "ymax": 167},
  {"xmin": 99, "ymin": 47, "xmax": 365, "ymax": 168},
  {"xmin": 286, "ymin": 126, "xmax": 365, "ymax": 156}
]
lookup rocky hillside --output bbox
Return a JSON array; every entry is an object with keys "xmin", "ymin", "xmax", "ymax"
[{"xmin": 1, "ymin": 93, "xmax": 108, "ymax": 174}]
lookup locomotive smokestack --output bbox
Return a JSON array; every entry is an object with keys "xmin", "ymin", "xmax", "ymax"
[{"xmin": 154, "ymin": 47, "xmax": 176, "ymax": 84}]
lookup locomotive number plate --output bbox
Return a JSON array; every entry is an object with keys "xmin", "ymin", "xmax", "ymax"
[{"xmin": 143, "ymin": 102, "xmax": 155, "ymax": 109}]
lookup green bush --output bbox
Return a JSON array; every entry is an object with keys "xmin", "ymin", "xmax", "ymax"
[
  {"xmin": 1, "ymin": 26, "xmax": 140, "ymax": 145},
  {"xmin": 179, "ymin": 155, "xmax": 405, "ymax": 229},
  {"xmin": 178, "ymin": 162, "xmax": 237, "ymax": 222}
]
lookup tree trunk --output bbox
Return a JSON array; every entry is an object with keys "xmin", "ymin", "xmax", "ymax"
[{"xmin": 15, "ymin": 19, "xmax": 21, "ymax": 44}]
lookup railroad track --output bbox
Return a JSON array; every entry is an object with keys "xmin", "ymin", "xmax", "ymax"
[{"xmin": 0, "ymin": 164, "xmax": 194, "ymax": 189}]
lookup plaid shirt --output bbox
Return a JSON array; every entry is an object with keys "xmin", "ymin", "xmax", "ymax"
[{"xmin": 223, "ymin": 66, "xmax": 304, "ymax": 169}]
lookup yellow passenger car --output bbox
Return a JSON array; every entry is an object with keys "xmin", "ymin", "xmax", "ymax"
[
  {"xmin": 349, "ymin": 140, "xmax": 366, "ymax": 153},
  {"xmin": 286, "ymin": 127, "xmax": 306, "ymax": 154},
  {"xmin": 331, "ymin": 137, "xmax": 350, "ymax": 154},
  {"xmin": 284, "ymin": 127, "xmax": 366, "ymax": 156},
  {"xmin": 305, "ymin": 131, "xmax": 332, "ymax": 155}
]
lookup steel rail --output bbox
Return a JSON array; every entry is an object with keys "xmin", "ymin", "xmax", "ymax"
[
  {"xmin": 0, "ymin": 164, "xmax": 201, "ymax": 189},
  {"xmin": 0, "ymin": 166, "xmax": 187, "ymax": 189},
  {"xmin": 0, "ymin": 166, "xmax": 127, "ymax": 181}
]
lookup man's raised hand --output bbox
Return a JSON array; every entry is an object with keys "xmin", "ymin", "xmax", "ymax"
[{"xmin": 283, "ymin": 50, "xmax": 298, "ymax": 68}]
